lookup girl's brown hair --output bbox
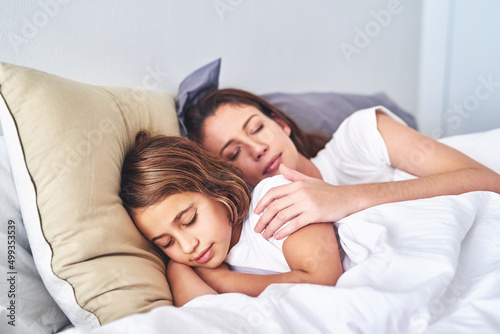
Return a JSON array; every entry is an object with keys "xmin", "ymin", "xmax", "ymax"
[
  {"xmin": 120, "ymin": 131, "xmax": 250, "ymax": 226},
  {"xmin": 185, "ymin": 88, "xmax": 330, "ymax": 159}
]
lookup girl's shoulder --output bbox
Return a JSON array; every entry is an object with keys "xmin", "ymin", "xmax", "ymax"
[
  {"xmin": 252, "ymin": 175, "xmax": 291, "ymax": 199},
  {"xmin": 250, "ymin": 175, "xmax": 291, "ymax": 209}
]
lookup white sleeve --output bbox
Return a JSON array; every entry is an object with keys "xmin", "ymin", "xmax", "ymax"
[
  {"xmin": 249, "ymin": 175, "xmax": 293, "ymax": 248},
  {"xmin": 322, "ymin": 106, "xmax": 407, "ymax": 185}
]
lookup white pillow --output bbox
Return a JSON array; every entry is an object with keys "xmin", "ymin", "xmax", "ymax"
[{"xmin": 0, "ymin": 136, "xmax": 70, "ymax": 333}]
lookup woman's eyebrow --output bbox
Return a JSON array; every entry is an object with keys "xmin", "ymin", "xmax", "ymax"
[
  {"xmin": 219, "ymin": 114, "xmax": 258, "ymax": 156},
  {"xmin": 150, "ymin": 203, "xmax": 194, "ymax": 243}
]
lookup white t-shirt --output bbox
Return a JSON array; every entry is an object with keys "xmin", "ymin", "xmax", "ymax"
[
  {"xmin": 225, "ymin": 106, "xmax": 414, "ymax": 274},
  {"xmin": 311, "ymin": 106, "xmax": 416, "ymax": 185},
  {"xmin": 225, "ymin": 175, "xmax": 292, "ymax": 274}
]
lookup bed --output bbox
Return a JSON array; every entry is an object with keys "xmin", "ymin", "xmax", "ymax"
[{"xmin": 1, "ymin": 61, "xmax": 499, "ymax": 334}]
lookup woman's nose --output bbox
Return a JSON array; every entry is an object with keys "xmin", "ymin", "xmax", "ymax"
[{"xmin": 248, "ymin": 141, "xmax": 267, "ymax": 160}]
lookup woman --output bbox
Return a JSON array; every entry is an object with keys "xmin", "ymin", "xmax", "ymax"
[
  {"xmin": 120, "ymin": 132, "xmax": 342, "ymax": 306},
  {"xmin": 185, "ymin": 88, "xmax": 500, "ymax": 240}
]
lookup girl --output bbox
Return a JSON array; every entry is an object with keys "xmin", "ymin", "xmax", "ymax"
[
  {"xmin": 120, "ymin": 132, "xmax": 343, "ymax": 306},
  {"xmin": 184, "ymin": 88, "xmax": 500, "ymax": 240}
]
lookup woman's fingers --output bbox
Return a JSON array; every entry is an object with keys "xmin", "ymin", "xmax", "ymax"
[
  {"xmin": 273, "ymin": 216, "xmax": 311, "ymax": 240},
  {"xmin": 254, "ymin": 165, "xmax": 309, "ymax": 216},
  {"xmin": 259, "ymin": 204, "xmax": 302, "ymax": 239},
  {"xmin": 254, "ymin": 165, "xmax": 346, "ymax": 239},
  {"xmin": 254, "ymin": 181, "xmax": 294, "ymax": 214},
  {"xmin": 254, "ymin": 189, "xmax": 296, "ymax": 234},
  {"xmin": 279, "ymin": 163, "xmax": 308, "ymax": 182}
]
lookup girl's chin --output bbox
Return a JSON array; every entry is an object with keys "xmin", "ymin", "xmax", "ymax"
[
  {"xmin": 192, "ymin": 259, "xmax": 224, "ymax": 269},
  {"xmin": 205, "ymin": 260, "xmax": 224, "ymax": 269}
]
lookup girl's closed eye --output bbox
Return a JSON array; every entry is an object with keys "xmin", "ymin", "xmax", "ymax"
[
  {"xmin": 160, "ymin": 212, "xmax": 197, "ymax": 249},
  {"xmin": 162, "ymin": 237, "xmax": 173, "ymax": 249},
  {"xmin": 184, "ymin": 212, "xmax": 198, "ymax": 227}
]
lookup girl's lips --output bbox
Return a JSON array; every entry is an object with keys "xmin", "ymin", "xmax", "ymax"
[
  {"xmin": 263, "ymin": 154, "xmax": 282, "ymax": 175},
  {"xmin": 195, "ymin": 244, "xmax": 214, "ymax": 264}
]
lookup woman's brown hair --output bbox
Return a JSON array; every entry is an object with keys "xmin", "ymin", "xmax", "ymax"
[
  {"xmin": 185, "ymin": 88, "xmax": 330, "ymax": 159},
  {"xmin": 120, "ymin": 131, "xmax": 250, "ymax": 226}
]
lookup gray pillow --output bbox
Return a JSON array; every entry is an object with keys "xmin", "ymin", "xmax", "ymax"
[
  {"xmin": 176, "ymin": 58, "xmax": 221, "ymax": 136},
  {"xmin": 261, "ymin": 91, "xmax": 418, "ymax": 135},
  {"xmin": 176, "ymin": 59, "xmax": 418, "ymax": 137}
]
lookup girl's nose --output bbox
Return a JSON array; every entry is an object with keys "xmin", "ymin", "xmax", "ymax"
[{"xmin": 178, "ymin": 234, "xmax": 198, "ymax": 254}]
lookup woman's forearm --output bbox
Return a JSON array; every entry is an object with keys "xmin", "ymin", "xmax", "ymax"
[
  {"xmin": 350, "ymin": 167, "xmax": 500, "ymax": 213},
  {"xmin": 254, "ymin": 164, "xmax": 500, "ymax": 240}
]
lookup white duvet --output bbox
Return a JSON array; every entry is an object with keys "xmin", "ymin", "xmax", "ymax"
[{"xmin": 65, "ymin": 129, "xmax": 500, "ymax": 334}]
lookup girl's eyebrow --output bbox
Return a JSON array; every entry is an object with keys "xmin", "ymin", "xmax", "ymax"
[
  {"xmin": 172, "ymin": 203, "xmax": 195, "ymax": 225},
  {"xmin": 151, "ymin": 203, "xmax": 195, "ymax": 243},
  {"xmin": 219, "ymin": 114, "xmax": 258, "ymax": 156}
]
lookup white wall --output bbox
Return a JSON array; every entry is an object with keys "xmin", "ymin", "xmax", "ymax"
[
  {"xmin": 444, "ymin": 0, "xmax": 500, "ymax": 137},
  {"xmin": 5, "ymin": 1, "xmax": 499, "ymax": 138},
  {"xmin": 1, "ymin": 1, "xmax": 421, "ymax": 117},
  {"xmin": 417, "ymin": 0, "xmax": 500, "ymax": 137}
]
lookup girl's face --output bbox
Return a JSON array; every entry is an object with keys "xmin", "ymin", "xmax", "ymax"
[
  {"xmin": 201, "ymin": 103, "xmax": 301, "ymax": 187},
  {"xmin": 133, "ymin": 192, "xmax": 235, "ymax": 268}
]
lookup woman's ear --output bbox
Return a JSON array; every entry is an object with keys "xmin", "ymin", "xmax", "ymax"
[{"xmin": 272, "ymin": 114, "xmax": 292, "ymax": 136}]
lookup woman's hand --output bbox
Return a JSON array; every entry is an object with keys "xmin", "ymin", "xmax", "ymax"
[
  {"xmin": 254, "ymin": 164, "xmax": 360, "ymax": 240},
  {"xmin": 255, "ymin": 111, "xmax": 500, "ymax": 241}
]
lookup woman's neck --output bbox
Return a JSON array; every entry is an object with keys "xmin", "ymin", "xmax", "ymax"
[{"xmin": 297, "ymin": 154, "xmax": 323, "ymax": 180}]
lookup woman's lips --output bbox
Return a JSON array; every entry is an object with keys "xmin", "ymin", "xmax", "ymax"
[
  {"xmin": 195, "ymin": 244, "xmax": 214, "ymax": 264},
  {"xmin": 263, "ymin": 154, "xmax": 282, "ymax": 175}
]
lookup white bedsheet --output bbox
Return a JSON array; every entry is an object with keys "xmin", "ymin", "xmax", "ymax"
[
  {"xmin": 63, "ymin": 191, "xmax": 500, "ymax": 334},
  {"xmin": 62, "ymin": 129, "xmax": 500, "ymax": 334}
]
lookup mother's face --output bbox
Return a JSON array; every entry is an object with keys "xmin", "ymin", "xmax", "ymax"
[{"xmin": 201, "ymin": 103, "xmax": 300, "ymax": 187}]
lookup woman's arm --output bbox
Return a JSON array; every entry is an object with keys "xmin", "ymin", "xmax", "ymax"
[
  {"xmin": 194, "ymin": 223, "xmax": 342, "ymax": 296},
  {"xmin": 166, "ymin": 260, "xmax": 217, "ymax": 307},
  {"xmin": 254, "ymin": 110, "xmax": 500, "ymax": 239}
]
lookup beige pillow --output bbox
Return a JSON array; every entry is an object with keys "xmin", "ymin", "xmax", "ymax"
[{"xmin": 0, "ymin": 62, "xmax": 178, "ymax": 328}]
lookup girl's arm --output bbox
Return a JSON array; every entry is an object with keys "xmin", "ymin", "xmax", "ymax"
[
  {"xmin": 166, "ymin": 260, "xmax": 217, "ymax": 307},
  {"xmin": 194, "ymin": 222, "xmax": 342, "ymax": 297},
  {"xmin": 254, "ymin": 110, "xmax": 500, "ymax": 240}
]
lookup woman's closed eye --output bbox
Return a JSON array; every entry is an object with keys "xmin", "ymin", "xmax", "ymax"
[
  {"xmin": 227, "ymin": 124, "xmax": 263, "ymax": 161},
  {"xmin": 252, "ymin": 124, "xmax": 263, "ymax": 134},
  {"xmin": 229, "ymin": 147, "xmax": 241, "ymax": 162}
]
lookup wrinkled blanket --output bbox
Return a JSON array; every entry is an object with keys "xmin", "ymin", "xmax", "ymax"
[{"xmin": 66, "ymin": 191, "xmax": 500, "ymax": 334}]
